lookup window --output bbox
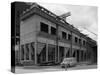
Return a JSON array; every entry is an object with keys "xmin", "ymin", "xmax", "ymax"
[
  {"xmin": 68, "ymin": 34, "xmax": 72, "ymax": 40},
  {"xmin": 75, "ymin": 37, "xmax": 78, "ymax": 43},
  {"xmin": 83, "ymin": 40, "xmax": 86, "ymax": 45},
  {"xmin": 62, "ymin": 31, "xmax": 67, "ymax": 39},
  {"xmin": 40, "ymin": 22, "xmax": 48, "ymax": 33},
  {"xmin": 79, "ymin": 38, "xmax": 81, "ymax": 44},
  {"xmin": 51, "ymin": 26, "xmax": 56, "ymax": 35}
]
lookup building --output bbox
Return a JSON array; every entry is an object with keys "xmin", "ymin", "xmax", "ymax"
[{"xmin": 19, "ymin": 3, "xmax": 97, "ymax": 66}]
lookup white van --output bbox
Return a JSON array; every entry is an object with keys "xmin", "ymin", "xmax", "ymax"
[{"xmin": 61, "ymin": 57, "xmax": 77, "ymax": 68}]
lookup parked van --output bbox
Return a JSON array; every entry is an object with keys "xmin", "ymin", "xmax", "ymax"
[{"xmin": 61, "ymin": 57, "xmax": 77, "ymax": 68}]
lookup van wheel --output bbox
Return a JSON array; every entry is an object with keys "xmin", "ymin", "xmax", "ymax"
[{"xmin": 68, "ymin": 64, "xmax": 70, "ymax": 67}]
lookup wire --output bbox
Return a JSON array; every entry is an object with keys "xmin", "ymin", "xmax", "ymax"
[{"xmin": 82, "ymin": 27, "xmax": 97, "ymax": 36}]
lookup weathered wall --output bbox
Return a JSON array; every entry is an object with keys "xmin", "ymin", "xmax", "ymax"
[{"xmin": 20, "ymin": 15, "xmax": 38, "ymax": 44}]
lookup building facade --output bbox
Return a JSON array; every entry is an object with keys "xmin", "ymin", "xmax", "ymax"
[{"xmin": 19, "ymin": 3, "xmax": 97, "ymax": 66}]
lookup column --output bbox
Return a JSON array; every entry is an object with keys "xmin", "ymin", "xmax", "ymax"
[
  {"xmin": 29, "ymin": 44, "xmax": 32, "ymax": 60},
  {"xmin": 46, "ymin": 43, "xmax": 48, "ymax": 62},
  {"xmin": 18, "ymin": 44, "xmax": 20, "ymax": 63},
  {"xmin": 83, "ymin": 51, "xmax": 84, "ymax": 61},
  {"xmin": 81, "ymin": 51, "xmax": 83, "ymax": 61},
  {"xmin": 85, "ymin": 51, "xmax": 87, "ymax": 61},
  {"xmin": 84, "ymin": 51, "xmax": 85, "ymax": 61},
  {"xmin": 24, "ymin": 45, "xmax": 26, "ymax": 61},
  {"xmin": 82, "ymin": 51, "xmax": 84, "ymax": 61},
  {"xmin": 84, "ymin": 51, "xmax": 86, "ymax": 61},
  {"xmin": 55, "ymin": 45, "xmax": 58, "ymax": 63},
  {"xmin": 34, "ymin": 42, "xmax": 37, "ymax": 65},
  {"xmin": 58, "ymin": 46, "xmax": 59, "ymax": 63},
  {"xmin": 70, "ymin": 48, "xmax": 72, "ymax": 57},
  {"xmin": 19, "ymin": 45, "xmax": 21, "ymax": 62}
]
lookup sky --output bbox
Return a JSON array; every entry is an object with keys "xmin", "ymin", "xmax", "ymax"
[{"xmin": 37, "ymin": 2, "xmax": 98, "ymax": 41}]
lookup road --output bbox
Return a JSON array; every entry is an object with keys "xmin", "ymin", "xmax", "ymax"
[{"xmin": 15, "ymin": 64, "xmax": 97, "ymax": 74}]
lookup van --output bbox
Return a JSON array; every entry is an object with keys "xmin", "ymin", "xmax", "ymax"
[{"xmin": 61, "ymin": 57, "xmax": 77, "ymax": 68}]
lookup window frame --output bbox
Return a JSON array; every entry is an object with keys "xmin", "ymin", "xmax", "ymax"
[
  {"xmin": 62, "ymin": 31, "xmax": 67, "ymax": 39},
  {"xmin": 75, "ymin": 37, "xmax": 78, "ymax": 43},
  {"xmin": 51, "ymin": 26, "xmax": 56, "ymax": 35},
  {"xmin": 83, "ymin": 40, "xmax": 86, "ymax": 46},
  {"xmin": 68, "ymin": 34, "xmax": 72, "ymax": 40},
  {"xmin": 79, "ymin": 38, "xmax": 81, "ymax": 44},
  {"xmin": 40, "ymin": 22, "xmax": 49, "ymax": 33}
]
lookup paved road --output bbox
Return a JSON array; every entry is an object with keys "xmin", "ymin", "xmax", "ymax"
[{"xmin": 15, "ymin": 64, "xmax": 97, "ymax": 74}]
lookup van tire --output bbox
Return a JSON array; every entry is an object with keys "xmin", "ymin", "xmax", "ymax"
[{"xmin": 68, "ymin": 64, "xmax": 70, "ymax": 67}]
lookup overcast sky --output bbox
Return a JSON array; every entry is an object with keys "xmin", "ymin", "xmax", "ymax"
[{"xmin": 37, "ymin": 2, "xmax": 98, "ymax": 41}]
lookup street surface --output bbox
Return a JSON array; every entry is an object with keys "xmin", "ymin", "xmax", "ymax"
[{"xmin": 15, "ymin": 64, "xmax": 97, "ymax": 74}]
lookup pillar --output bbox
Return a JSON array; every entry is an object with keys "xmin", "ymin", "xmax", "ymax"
[
  {"xmin": 17, "ymin": 44, "xmax": 20, "ymax": 63},
  {"xmin": 34, "ymin": 42, "xmax": 37, "ymax": 65},
  {"xmin": 58, "ymin": 45, "xmax": 59, "ymax": 63},
  {"xmin": 55, "ymin": 45, "xmax": 56, "ymax": 63},
  {"xmin": 86, "ymin": 51, "xmax": 88, "ymax": 61},
  {"xmin": 19, "ymin": 45, "xmax": 21, "ymax": 63},
  {"xmin": 55, "ymin": 45, "xmax": 59, "ymax": 63},
  {"xmin": 24, "ymin": 45, "xmax": 26, "ymax": 61},
  {"xmin": 83, "ymin": 51, "xmax": 85, "ymax": 61},
  {"xmin": 46, "ymin": 43, "xmax": 48, "ymax": 62},
  {"xmin": 29, "ymin": 44, "xmax": 32, "ymax": 60}
]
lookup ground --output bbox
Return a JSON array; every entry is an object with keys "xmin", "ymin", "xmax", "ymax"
[{"xmin": 15, "ymin": 63, "xmax": 97, "ymax": 74}]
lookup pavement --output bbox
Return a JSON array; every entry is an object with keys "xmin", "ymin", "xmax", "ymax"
[{"xmin": 15, "ymin": 63, "xmax": 97, "ymax": 74}]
